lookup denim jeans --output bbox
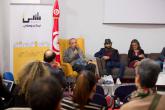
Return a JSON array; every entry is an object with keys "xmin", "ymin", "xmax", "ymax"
[{"xmin": 106, "ymin": 61, "xmax": 125, "ymax": 79}]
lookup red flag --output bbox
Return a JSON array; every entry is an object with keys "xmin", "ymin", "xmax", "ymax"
[{"xmin": 52, "ymin": 0, "xmax": 60, "ymax": 63}]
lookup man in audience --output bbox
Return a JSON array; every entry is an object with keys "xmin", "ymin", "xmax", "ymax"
[
  {"xmin": 94, "ymin": 39, "xmax": 125, "ymax": 79},
  {"xmin": 43, "ymin": 49, "xmax": 66, "ymax": 88},
  {"xmin": 120, "ymin": 59, "xmax": 165, "ymax": 110},
  {"xmin": 28, "ymin": 76, "xmax": 62, "ymax": 110},
  {"xmin": 63, "ymin": 38, "xmax": 96, "ymax": 73},
  {"xmin": 158, "ymin": 47, "xmax": 165, "ymax": 70}
]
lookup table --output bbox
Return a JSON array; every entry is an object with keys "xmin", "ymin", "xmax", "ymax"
[
  {"xmin": 156, "ymin": 72, "xmax": 165, "ymax": 94},
  {"xmin": 101, "ymin": 83, "xmax": 135, "ymax": 95}
]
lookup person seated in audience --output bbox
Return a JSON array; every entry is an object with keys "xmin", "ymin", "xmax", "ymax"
[
  {"xmin": 94, "ymin": 39, "xmax": 125, "ymax": 79},
  {"xmin": 158, "ymin": 47, "xmax": 165, "ymax": 70},
  {"xmin": 28, "ymin": 76, "xmax": 62, "ymax": 110},
  {"xmin": 61, "ymin": 70, "xmax": 106, "ymax": 110},
  {"xmin": 10, "ymin": 61, "xmax": 50, "ymax": 107},
  {"xmin": 0, "ymin": 73, "xmax": 12, "ymax": 109},
  {"xmin": 63, "ymin": 38, "xmax": 96, "ymax": 73},
  {"xmin": 43, "ymin": 49, "xmax": 66, "ymax": 88},
  {"xmin": 128, "ymin": 39, "xmax": 145, "ymax": 68},
  {"xmin": 120, "ymin": 59, "xmax": 165, "ymax": 110}
]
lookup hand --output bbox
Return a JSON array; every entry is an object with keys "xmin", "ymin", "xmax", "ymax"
[
  {"xmin": 102, "ymin": 56, "xmax": 110, "ymax": 60},
  {"xmin": 139, "ymin": 54, "xmax": 144, "ymax": 58},
  {"xmin": 73, "ymin": 49, "xmax": 78, "ymax": 55},
  {"xmin": 73, "ymin": 54, "xmax": 80, "ymax": 59}
]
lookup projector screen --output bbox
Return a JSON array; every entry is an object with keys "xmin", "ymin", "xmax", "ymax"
[{"xmin": 103, "ymin": 0, "xmax": 165, "ymax": 24}]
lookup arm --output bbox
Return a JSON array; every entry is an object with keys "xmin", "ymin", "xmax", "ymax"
[
  {"xmin": 128, "ymin": 50, "xmax": 141, "ymax": 61},
  {"xmin": 94, "ymin": 48, "xmax": 104, "ymax": 58},
  {"xmin": 159, "ymin": 47, "xmax": 165, "ymax": 61},
  {"xmin": 63, "ymin": 49, "xmax": 74, "ymax": 63},
  {"xmin": 111, "ymin": 49, "xmax": 120, "ymax": 62}
]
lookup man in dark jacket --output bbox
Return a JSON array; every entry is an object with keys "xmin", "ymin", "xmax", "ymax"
[
  {"xmin": 43, "ymin": 49, "xmax": 66, "ymax": 88},
  {"xmin": 158, "ymin": 47, "xmax": 165, "ymax": 70},
  {"xmin": 95, "ymin": 39, "xmax": 125, "ymax": 79}
]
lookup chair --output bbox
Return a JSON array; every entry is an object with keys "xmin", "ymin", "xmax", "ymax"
[
  {"xmin": 59, "ymin": 37, "xmax": 85, "ymax": 77},
  {"xmin": 3, "ymin": 72, "xmax": 14, "ymax": 82},
  {"xmin": 114, "ymin": 84, "xmax": 136, "ymax": 103},
  {"xmin": 91, "ymin": 93, "xmax": 107, "ymax": 107}
]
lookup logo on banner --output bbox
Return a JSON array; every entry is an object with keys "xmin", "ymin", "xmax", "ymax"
[{"xmin": 22, "ymin": 12, "xmax": 41, "ymax": 28}]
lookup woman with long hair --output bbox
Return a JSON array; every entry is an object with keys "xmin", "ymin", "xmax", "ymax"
[
  {"xmin": 128, "ymin": 39, "xmax": 145, "ymax": 68},
  {"xmin": 61, "ymin": 70, "xmax": 106, "ymax": 110},
  {"xmin": 11, "ymin": 61, "xmax": 50, "ymax": 107}
]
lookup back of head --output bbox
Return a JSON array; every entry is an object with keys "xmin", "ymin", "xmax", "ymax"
[
  {"xmin": 136, "ymin": 58, "xmax": 161, "ymax": 88},
  {"xmin": 28, "ymin": 76, "xmax": 62, "ymax": 110},
  {"xmin": 43, "ymin": 49, "xmax": 56, "ymax": 63},
  {"xmin": 18, "ymin": 61, "xmax": 50, "ymax": 98},
  {"xmin": 73, "ymin": 70, "xmax": 96, "ymax": 108}
]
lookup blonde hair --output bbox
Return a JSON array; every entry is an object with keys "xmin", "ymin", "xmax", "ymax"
[{"xmin": 18, "ymin": 61, "xmax": 50, "ymax": 99}]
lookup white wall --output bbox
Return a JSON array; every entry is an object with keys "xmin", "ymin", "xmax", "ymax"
[
  {"xmin": 0, "ymin": 0, "xmax": 11, "ymax": 73},
  {"xmin": 59, "ymin": 0, "xmax": 165, "ymax": 57},
  {"xmin": 0, "ymin": 1, "xmax": 3, "ymax": 73}
]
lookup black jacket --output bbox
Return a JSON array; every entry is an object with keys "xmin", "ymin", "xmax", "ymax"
[{"xmin": 94, "ymin": 48, "xmax": 120, "ymax": 62}]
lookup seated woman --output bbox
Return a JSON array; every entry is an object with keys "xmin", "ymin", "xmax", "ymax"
[
  {"xmin": 128, "ymin": 39, "xmax": 145, "ymax": 68},
  {"xmin": 120, "ymin": 59, "xmax": 165, "ymax": 110},
  {"xmin": 9, "ymin": 61, "xmax": 50, "ymax": 107},
  {"xmin": 61, "ymin": 70, "xmax": 106, "ymax": 110}
]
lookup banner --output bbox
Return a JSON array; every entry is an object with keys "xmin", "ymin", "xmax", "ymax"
[{"xmin": 10, "ymin": 5, "xmax": 52, "ymax": 81}]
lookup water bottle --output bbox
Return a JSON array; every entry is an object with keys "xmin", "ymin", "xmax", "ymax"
[{"xmin": 163, "ymin": 60, "xmax": 165, "ymax": 72}]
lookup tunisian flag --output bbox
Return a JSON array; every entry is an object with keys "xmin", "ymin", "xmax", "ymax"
[{"xmin": 52, "ymin": 0, "xmax": 60, "ymax": 63}]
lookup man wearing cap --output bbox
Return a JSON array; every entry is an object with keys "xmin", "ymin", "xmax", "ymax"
[{"xmin": 94, "ymin": 39, "xmax": 125, "ymax": 79}]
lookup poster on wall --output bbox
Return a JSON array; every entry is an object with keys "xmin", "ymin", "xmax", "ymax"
[{"xmin": 10, "ymin": 4, "xmax": 53, "ymax": 81}]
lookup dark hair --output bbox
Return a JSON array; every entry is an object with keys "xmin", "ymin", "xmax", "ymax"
[
  {"xmin": 129, "ymin": 39, "xmax": 141, "ymax": 51},
  {"xmin": 43, "ymin": 50, "xmax": 56, "ymax": 63},
  {"xmin": 28, "ymin": 76, "xmax": 62, "ymax": 110},
  {"xmin": 136, "ymin": 59, "xmax": 161, "ymax": 88},
  {"xmin": 85, "ymin": 63, "xmax": 96, "ymax": 73},
  {"xmin": 73, "ymin": 70, "xmax": 96, "ymax": 109},
  {"xmin": 104, "ymin": 39, "xmax": 112, "ymax": 45}
]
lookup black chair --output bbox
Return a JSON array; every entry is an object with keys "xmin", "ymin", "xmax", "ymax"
[
  {"xmin": 114, "ymin": 84, "xmax": 136, "ymax": 103},
  {"xmin": 91, "ymin": 93, "xmax": 107, "ymax": 107}
]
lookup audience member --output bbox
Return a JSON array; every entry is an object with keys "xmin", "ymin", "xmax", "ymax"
[
  {"xmin": 94, "ymin": 39, "xmax": 125, "ymax": 79},
  {"xmin": 28, "ymin": 76, "xmax": 63, "ymax": 110},
  {"xmin": 63, "ymin": 38, "xmax": 96, "ymax": 73},
  {"xmin": 158, "ymin": 47, "xmax": 165, "ymax": 70},
  {"xmin": 10, "ymin": 61, "xmax": 50, "ymax": 107},
  {"xmin": 43, "ymin": 49, "xmax": 66, "ymax": 88},
  {"xmin": 120, "ymin": 59, "xmax": 165, "ymax": 110},
  {"xmin": 0, "ymin": 73, "xmax": 12, "ymax": 109},
  {"xmin": 128, "ymin": 39, "xmax": 145, "ymax": 68},
  {"xmin": 61, "ymin": 70, "xmax": 106, "ymax": 110}
]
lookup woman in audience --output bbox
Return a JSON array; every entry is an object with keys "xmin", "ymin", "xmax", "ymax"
[
  {"xmin": 128, "ymin": 39, "xmax": 145, "ymax": 68},
  {"xmin": 61, "ymin": 70, "xmax": 106, "ymax": 110},
  {"xmin": 120, "ymin": 59, "xmax": 165, "ymax": 110},
  {"xmin": 10, "ymin": 61, "xmax": 50, "ymax": 107}
]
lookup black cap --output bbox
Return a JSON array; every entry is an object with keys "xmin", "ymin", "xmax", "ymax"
[{"xmin": 104, "ymin": 39, "xmax": 112, "ymax": 44}]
